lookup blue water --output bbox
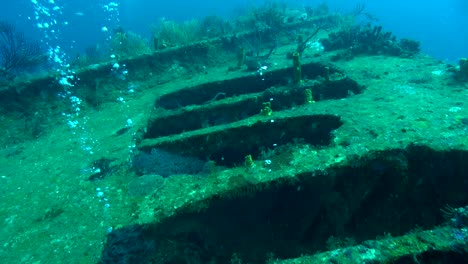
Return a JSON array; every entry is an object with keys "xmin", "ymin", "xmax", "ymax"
[{"xmin": 2, "ymin": 0, "xmax": 468, "ymax": 62}]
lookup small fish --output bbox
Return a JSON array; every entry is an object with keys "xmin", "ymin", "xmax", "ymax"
[{"xmin": 74, "ymin": 12, "xmax": 85, "ymax": 16}]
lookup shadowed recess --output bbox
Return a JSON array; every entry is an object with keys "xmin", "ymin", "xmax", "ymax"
[
  {"xmin": 141, "ymin": 114, "xmax": 343, "ymax": 168},
  {"xmin": 101, "ymin": 146, "xmax": 468, "ymax": 263}
]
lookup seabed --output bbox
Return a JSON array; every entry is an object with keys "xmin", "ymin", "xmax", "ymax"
[{"xmin": 1, "ymin": 13, "xmax": 468, "ymax": 264}]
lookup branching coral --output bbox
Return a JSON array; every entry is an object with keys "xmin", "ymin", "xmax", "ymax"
[
  {"xmin": 110, "ymin": 29, "xmax": 151, "ymax": 58},
  {"xmin": 0, "ymin": 21, "xmax": 46, "ymax": 79},
  {"xmin": 321, "ymin": 24, "xmax": 420, "ymax": 60}
]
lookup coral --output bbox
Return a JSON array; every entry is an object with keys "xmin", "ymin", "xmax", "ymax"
[
  {"xmin": 295, "ymin": 26, "xmax": 322, "ymax": 55},
  {"xmin": 459, "ymin": 58, "xmax": 468, "ymax": 79},
  {"xmin": 0, "ymin": 21, "xmax": 46, "ymax": 79},
  {"xmin": 292, "ymin": 52, "xmax": 302, "ymax": 84},
  {"xmin": 321, "ymin": 24, "xmax": 420, "ymax": 60},
  {"xmin": 198, "ymin": 15, "xmax": 232, "ymax": 38},
  {"xmin": 235, "ymin": 2, "xmax": 288, "ymax": 64},
  {"xmin": 236, "ymin": 47, "xmax": 246, "ymax": 68},
  {"xmin": 153, "ymin": 15, "xmax": 234, "ymax": 48},
  {"xmin": 304, "ymin": 2, "xmax": 330, "ymax": 17},
  {"xmin": 399, "ymin": 38, "xmax": 420, "ymax": 54},
  {"xmin": 251, "ymin": 2, "xmax": 286, "ymax": 31},
  {"xmin": 260, "ymin": 102, "xmax": 273, "ymax": 116},
  {"xmin": 153, "ymin": 18, "xmax": 200, "ymax": 48},
  {"xmin": 304, "ymin": 88, "xmax": 315, "ymax": 104},
  {"xmin": 72, "ymin": 44, "xmax": 106, "ymax": 67},
  {"xmin": 110, "ymin": 30, "xmax": 151, "ymax": 58},
  {"xmin": 443, "ymin": 205, "xmax": 468, "ymax": 228},
  {"xmin": 244, "ymin": 154, "xmax": 255, "ymax": 169}
]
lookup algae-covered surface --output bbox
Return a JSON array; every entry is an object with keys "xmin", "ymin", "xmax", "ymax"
[{"xmin": 1, "ymin": 11, "xmax": 468, "ymax": 264}]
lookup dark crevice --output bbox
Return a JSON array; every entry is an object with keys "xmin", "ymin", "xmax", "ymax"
[
  {"xmin": 142, "ymin": 114, "xmax": 342, "ymax": 168},
  {"xmin": 146, "ymin": 97, "xmax": 260, "ymax": 139},
  {"xmin": 146, "ymin": 76, "xmax": 361, "ymax": 139},
  {"xmin": 102, "ymin": 146, "xmax": 468, "ymax": 263},
  {"xmin": 156, "ymin": 63, "xmax": 340, "ymax": 110}
]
